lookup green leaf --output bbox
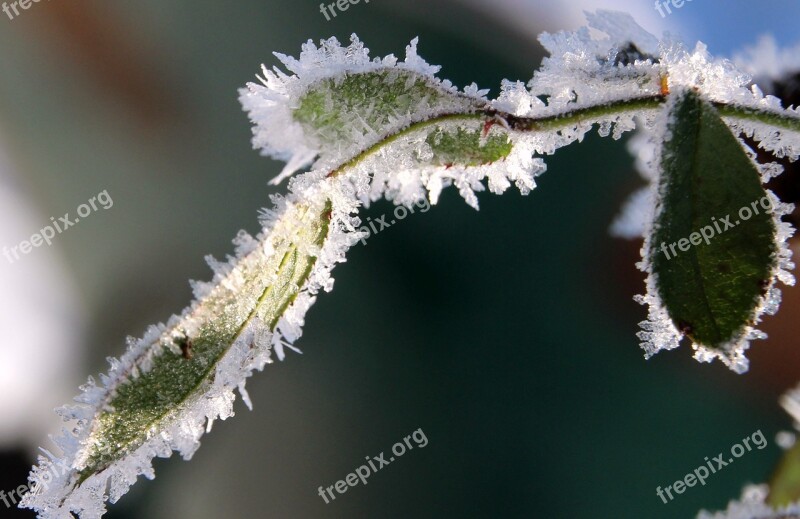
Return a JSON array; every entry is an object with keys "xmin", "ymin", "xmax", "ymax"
[
  {"xmin": 293, "ymin": 69, "xmax": 484, "ymax": 151},
  {"xmin": 768, "ymin": 441, "xmax": 800, "ymax": 507},
  {"xmin": 650, "ymin": 90, "xmax": 777, "ymax": 351},
  {"xmin": 424, "ymin": 126, "xmax": 513, "ymax": 166},
  {"xmin": 74, "ymin": 200, "xmax": 332, "ymax": 486}
]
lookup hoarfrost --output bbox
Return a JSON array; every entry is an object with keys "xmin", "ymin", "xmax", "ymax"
[
  {"xmin": 23, "ymin": 10, "xmax": 800, "ymax": 518},
  {"xmin": 632, "ymin": 92, "xmax": 796, "ymax": 373},
  {"xmin": 600, "ymin": 24, "xmax": 800, "ymax": 371},
  {"xmin": 530, "ymin": 11, "xmax": 661, "ymax": 115},
  {"xmin": 22, "ymin": 176, "xmax": 364, "ymax": 518},
  {"xmin": 239, "ymin": 34, "xmax": 485, "ymax": 184}
]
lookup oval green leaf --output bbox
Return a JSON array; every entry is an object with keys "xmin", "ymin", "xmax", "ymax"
[{"xmin": 650, "ymin": 89, "xmax": 777, "ymax": 352}]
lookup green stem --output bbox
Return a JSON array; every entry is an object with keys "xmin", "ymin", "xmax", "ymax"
[
  {"xmin": 715, "ymin": 102, "xmax": 800, "ymax": 134},
  {"xmin": 329, "ymin": 95, "xmax": 800, "ymax": 177}
]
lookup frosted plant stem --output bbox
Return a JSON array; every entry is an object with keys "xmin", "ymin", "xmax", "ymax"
[
  {"xmin": 329, "ymin": 95, "xmax": 800, "ymax": 178},
  {"xmin": 715, "ymin": 102, "xmax": 800, "ymax": 134}
]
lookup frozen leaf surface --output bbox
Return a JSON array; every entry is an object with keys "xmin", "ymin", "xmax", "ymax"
[
  {"xmin": 240, "ymin": 35, "xmax": 487, "ymax": 184},
  {"xmin": 644, "ymin": 90, "xmax": 778, "ymax": 371},
  {"xmin": 21, "ymin": 196, "xmax": 355, "ymax": 518}
]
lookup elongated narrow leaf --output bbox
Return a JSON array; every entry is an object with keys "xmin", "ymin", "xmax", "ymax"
[
  {"xmin": 23, "ymin": 199, "xmax": 340, "ymax": 517},
  {"xmin": 644, "ymin": 90, "xmax": 779, "ymax": 371},
  {"xmin": 78, "ymin": 203, "xmax": 330, "ymax": 481}
]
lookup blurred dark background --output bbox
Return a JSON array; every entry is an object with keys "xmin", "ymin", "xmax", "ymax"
[{"xmin": 1, "ymin": 1, "xmax": 800, "ymax": 517}]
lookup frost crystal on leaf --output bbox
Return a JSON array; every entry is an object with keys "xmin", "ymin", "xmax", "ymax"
[
  {"xmin": 596, "ymin": 19, "xmax": 800, "ymax": 372},
  {"xmin": 24, "ymin": 32, "xmax": 564, "ymax": 519},
  {"xmin": 633, "ymin": 90, "xmax": 795, "ymax": 373},
  {"xmin": 22, "ymin": 184, "xmax": 364, "ymax": 518},
  {"xmin": 239, "ymin": 34, "xmax": 486, "ymax": 184}
]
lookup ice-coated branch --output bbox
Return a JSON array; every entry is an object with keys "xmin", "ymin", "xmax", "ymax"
[
  {"xmin": 21, "ymin": 188, "xmax": 363, "ymax": 517},
  {"xmin": 327, "ymin": 96, "xmax": 800, "ymax": 180},
  {"xmin": 21, "ymin": 9, "xmax": 800, "ymax": 518}
]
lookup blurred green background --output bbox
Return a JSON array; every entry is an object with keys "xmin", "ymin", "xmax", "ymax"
[{"xmin": 1, "ymin": 1, "xmax": 800, "ymax": 517}]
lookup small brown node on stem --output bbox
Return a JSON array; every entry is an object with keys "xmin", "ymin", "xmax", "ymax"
[{"xmin": 660, "ymin": 74, "xmax": 670, "ymax": 96}]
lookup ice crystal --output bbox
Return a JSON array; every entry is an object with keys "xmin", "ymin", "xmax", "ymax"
[
  {"xmin": 22, "ymin": 184, "xmax": 362, "ymax": 518},
  {"xmin": 240, "ymin": 35, "xmax": 486, "ymax": 184},
  {"xmin": 530, "ymin": 11, "xmax": 661, "ymax": 114},
  {"xmin": 24, "ymin": 33, "xmax": 560, "ymax": 518}
]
